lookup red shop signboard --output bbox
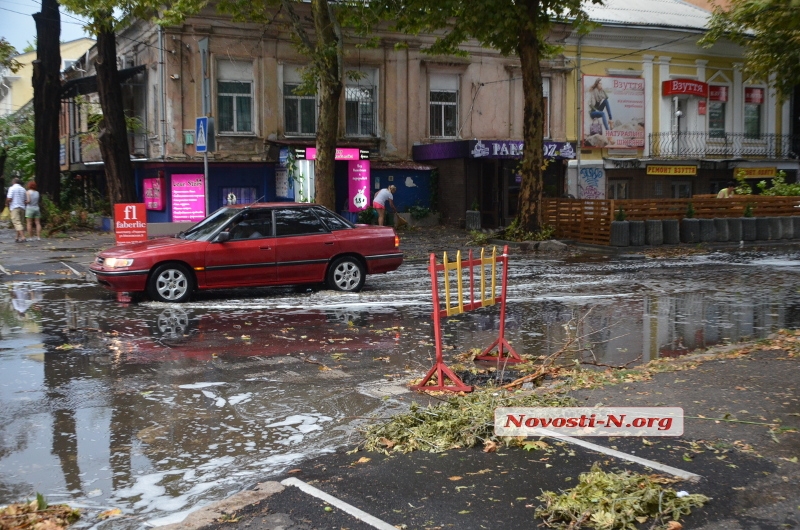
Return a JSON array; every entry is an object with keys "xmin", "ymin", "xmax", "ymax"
[
  {"xmin": 709, "ymin": 85, "xmax": 728, "ymax": 102},
  {"xmin": 745, "ymin": 87, "xmax": 764, "ymax": 104},
  {"xmin": 662, "ymin": 79, "xmax": 709, "ymax": 98}
]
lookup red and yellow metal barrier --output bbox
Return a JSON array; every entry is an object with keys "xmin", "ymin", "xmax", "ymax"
[{"xmin": 410, "ymin": 245, "xmax": 521, "ymax": 393}]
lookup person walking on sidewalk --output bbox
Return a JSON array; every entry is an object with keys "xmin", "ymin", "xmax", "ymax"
[
  {"xmin": 373, "ymin": 185, "xmax": 397, "ymax": 226},
  {"xmin": 6, "ymin": 178, "xmax": 27, "ymax": 243},
  {"xmin": 25, "ymin": 181, "xmax": 42, "ymax": 240}
]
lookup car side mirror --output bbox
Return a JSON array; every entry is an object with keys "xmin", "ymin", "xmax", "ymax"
[{"xmin": 214, "ymin": 231, "xmax": 230, "ymax": 243}]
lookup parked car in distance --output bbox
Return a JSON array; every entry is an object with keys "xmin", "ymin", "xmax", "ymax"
[{"xmin": 89, "ymin": 203, "xmax": 403, "ymax": 303}]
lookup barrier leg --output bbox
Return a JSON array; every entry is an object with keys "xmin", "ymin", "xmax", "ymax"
[
  {"xmin": 474, "ymin": 248, "xmax": 523, "ymax": 364},
  {"xmin": 410, "ymin": 254, "xmax": 473, "ymax": 393}
]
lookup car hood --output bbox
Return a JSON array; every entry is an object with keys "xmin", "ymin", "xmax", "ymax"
[{"xmin": 99, "ymin": 236, "xmax": 199, "ymax": 257}]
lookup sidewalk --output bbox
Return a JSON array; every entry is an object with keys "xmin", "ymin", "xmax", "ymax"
[{"xmin": 157, "ymin": 338, "xmax": 800, "ymax": 530}]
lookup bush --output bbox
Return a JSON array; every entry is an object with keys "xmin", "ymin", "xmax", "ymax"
[
  {"xmin": 41, "ymin": 196, "xmax": 99, "ymax": 235},
  {"xmin": 357, "ymin": 207, "xmax": 377, "ymax": 224},
  {"xmin": 501, "ymin": 219, "xmax": 555, "ymax": 242},
  {"xmin": 685, "ymin": 202, "xmax": 695, "ymax": 219},
  {"xmin": 408, "ymin": 204, "xmax": 432, "ymax": 220},
  {"xmin": 615, "ymin": 207, "xmax": 626, "ymax": 221}
]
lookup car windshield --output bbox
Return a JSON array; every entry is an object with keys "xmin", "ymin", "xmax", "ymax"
[{"xmin": 178, "ymin": 208, "xmax": 240, "ymax": 241}]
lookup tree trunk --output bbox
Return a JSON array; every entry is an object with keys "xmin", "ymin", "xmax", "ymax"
[
  {"xmin": 311, "ymin": 0, "xmax": 342, "ymax": 211},
  {"xmin": 95, "ymin": 21, "xmax": 137, "ymax": 205},
  {"xmin": 515, "ymin": 1, "xmax": 545, "ymax": 232},
  {"xmin": 32, "ymin": 0, "xmax": 61, "ymax": 204}
]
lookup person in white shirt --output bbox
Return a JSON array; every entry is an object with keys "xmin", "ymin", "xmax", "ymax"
[
  {"xmin": 372, "ymin": 185, "xmax": 397, "ymax": 226},
  {"xmin": 6, "ymin": 178, "xmax": 27, "ymax": 242}
]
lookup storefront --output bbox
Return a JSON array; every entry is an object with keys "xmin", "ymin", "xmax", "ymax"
[{"xmin": 413, "ymin": 139, "xmax": 577, "ymax": 228}]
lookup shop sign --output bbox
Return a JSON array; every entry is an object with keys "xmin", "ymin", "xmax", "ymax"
[
  {"xmin": 114, "ymin": 203, "xmax": 147, "ymax": 245},
  {"xmin": 468, "ymin": 140, "xmax": 576, "ymax": 159},
  {"xmin": 736, "ymin": 167, "xmax": 776, "ymax": 178},
  {"xmin": 698, "ymin": 100, "xmax": 707, "ymax": 115},
  {"xmin": 745, "ymin": 87, "xmax": 764, "ymax": 104},
  {"xmin": 143, "ymin": 177, "xmax": 165, "ymax": 210},
  {"xmin": 662, "ymin": 79, "xmax": 708, "ymax": 98},
  {"xmin": 171, "ymin": 174, "xmax": 206, "ymax": 222},
  {"xmin": 303, "ymin": 147, "xmax": 370, "ymax": 160},
  {"xmin": 709, "ymin": 86, "xmax": 728, "ymax": 102},
  {"xmin": 646, "ymin": 165, "xmax": 697, "ymax": 176},
  {"xmin": 583, "ymin": 75, "xmax": 645, "ymax": 149},
  {"xmin": 348, "ymin": 160, "xmax": 370, "ymax": 212}
]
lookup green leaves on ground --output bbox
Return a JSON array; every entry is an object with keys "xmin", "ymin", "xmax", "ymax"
[
  {"xmin": 361, "ymin": 390, "xmax": 575, "ymax": 454},
  {"xmin": 535, "ymin": 463, "xmax": 709, "ymax": 529}
]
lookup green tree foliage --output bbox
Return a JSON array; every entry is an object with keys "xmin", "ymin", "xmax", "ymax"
[
  {"xmin": 701, "ymin": 0, "xmax": 800, "ymax": 100},
  {"xmin": 0, "ymin": 37, "xmax": 21, "ymax": 73},
  {"xmin": 0, "ymin": 108, "xmax": 36, "ymax": 181},
  {"xmin": 355, "ymin": 0, "xmax": 601, "ymax": 230},
  {"xmin": 756, "ymin": 170, "xmax": 800, "ymax": 195}
]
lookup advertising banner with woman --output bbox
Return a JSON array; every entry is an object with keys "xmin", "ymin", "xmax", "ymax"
[{"xmin": 583, "ymin": 76, "xmax": 645, "ymax": 149}]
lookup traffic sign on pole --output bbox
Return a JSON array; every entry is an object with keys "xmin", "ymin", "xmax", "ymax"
[{"xmin": 196, "ymin": 117, "xmax": 208, "ymax": 153}]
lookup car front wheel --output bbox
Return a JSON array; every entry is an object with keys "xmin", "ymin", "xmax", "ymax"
[
  {"xmin": 148, "ymin": 263, "xmax": 194, "ymax": 303},
  {"xmin": 327, "ymin": 257, "xmax": 365, "ymax": 292}
]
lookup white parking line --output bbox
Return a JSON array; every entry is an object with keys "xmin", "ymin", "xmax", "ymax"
[
  {"xmin": 280, "ymin": 477, "xmax": 397, "ymax": 530},
  {"xmin": 540, "ymin": 430, "xmax": 701, "ymax": 482},
  {"xmin": 60, "ymin": 261, "xmax": 82, "ymax": 276}
]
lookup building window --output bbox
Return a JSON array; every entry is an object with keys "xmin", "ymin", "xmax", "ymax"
[
  {"xmin": 744, "ymin": 87, "xmax": 764, "ymax": 139},
  {"xmin": 429, "ymin": 74, "xmax": 459, "ymax": 138},
  {"xmin": 608, "ymin": 180, "xmax": 628, "ymax": 199},
  {"xmin": 708, "ymin": 85, "xmax": 728, "ymax": 139},
  {"xmin": 217, "ymin": 60, "xmax": 253, "ymax": 133},
  {"xmin": 542, "ymin": 78, "xmax": 550, "ymax": 139},
  {"xmin": 284, "ymin": 66, "xmax": 317, "ymax": 136},
  {"xmin": 345, "ymin": 68, "xmax": 377, "ymax": 137}
]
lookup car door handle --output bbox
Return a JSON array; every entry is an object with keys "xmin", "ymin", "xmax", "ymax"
[
  {"xmin": 324, "ymin": 242, "xmax": 334, "ymax": 245},
  {"xmin": 259, "ymin": 246, "xmax": 272, "ymax": 250}
]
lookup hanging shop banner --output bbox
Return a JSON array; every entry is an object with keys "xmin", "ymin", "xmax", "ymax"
[
  {"xmin": 143, "ymin": 177, "xmax": 165, "ymax": 211},
  {"xmin": 171, "ymin": 174, "xmax": 206, "ymax": 222},
  {"xmin": 582, "ymin": 76, "xmax": 645, "ymax": 149},
  {"xmin": 303, "ymin": 147, "xmax": 370, "ymax": 160},
  {"xmin": 736, "ymin": 167, "xmax": 776, "ymax": 178},
  {"xmin": 348, "ymin": 160, "xmax": 370, "ymax": 212},
  {"xmin": 662, "ymin": 79, "xmax": 709, "ymax": 98},
  {"xmin": 646, "ymin": 165, "xmax": 698, "ymax": 176},
  {"xmin": 114, "ymin": 203, "xmax": 147, "ymax": 245}
]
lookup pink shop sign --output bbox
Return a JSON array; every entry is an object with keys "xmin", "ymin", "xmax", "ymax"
[{"xmin": 171, "ymin": 174, "xmax": 206, "ymax": 222}]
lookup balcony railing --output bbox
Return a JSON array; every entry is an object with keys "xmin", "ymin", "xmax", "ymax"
[
  {"xmin": 649, "ymin": 132, "xmax": 799, "ymax": 160},
  {"xmin": 69, "ymin": 131, "xmax": 149, "ymax": 165}
]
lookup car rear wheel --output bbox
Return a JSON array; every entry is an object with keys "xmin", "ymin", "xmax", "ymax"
[
  {"xmin": 327, "ymin": 257, "xmax": 365, "ymax": 292},
  {"xmin": 148, "ymin": 263, "xmax": 194, "ymax": 303}
]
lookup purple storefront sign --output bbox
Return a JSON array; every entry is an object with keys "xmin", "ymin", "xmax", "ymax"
[
  {"xmin": 348, "ymin": 160, "xmax": 370, "ymax": 212},
  {"xmin": 413, "ymin": 140, "xmax": 576, "ymax": 161},
  {"xmin": 171, "ymin": 174, "xmax": 206, "ymax": 222}
]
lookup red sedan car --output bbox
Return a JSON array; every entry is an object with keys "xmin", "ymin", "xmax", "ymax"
[{"xmin": 89, "ymin": 203, "xmax": 403, "ymax": 303}]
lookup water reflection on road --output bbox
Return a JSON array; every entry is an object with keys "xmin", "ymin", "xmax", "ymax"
[{"xmin": 0, "ymin": 249, "xmax": 798, "ymax": 528}]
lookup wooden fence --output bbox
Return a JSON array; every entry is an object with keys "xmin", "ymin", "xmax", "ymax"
[{"xmin": 542, "ymin": 196, "xmax": 800, "ymax": 245}]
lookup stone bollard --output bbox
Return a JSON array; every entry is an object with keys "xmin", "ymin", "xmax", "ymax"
[
  {"xmin": 465, "ymin": 210, "xmax": 481, "ymax": 231},
  {"xmin": 741, "ymin": 217, "xmax": 757, "ymax": 241},
  {"xmin": 645, "ymin": 220, "xmax": 663, "ymax": 246},
  {"xmin": 779, "ymin": 217, "xmax": 793, "ymax": 240},
  {"xmin": 755, "ymin": 218, "xmax": 771, "ymax": 240},
  {"xmin": 727, "ymin": 218, "xmax": 743, "ymax": 242},
  {"xmin": 699, "ymin": 219, "xmax": 716, "ymax": 242},
  {"xmin": 714, "ymin": 219, "xmax": 729, "ymax": 242},
  {"xmin": 610, "ymin": 221, "xmax": 630, "ymax": 247},
  {"xmin": 680, "ymin": 218, "xmax": 700, "ymax": 244},
  {"xmin": 629, "ymin": 221, "xmax": 646, "ymax": 246},
  {"xmin": 663, "ymin": 219, "xmax": 680, "ymax": 245},
  {"xmin": 793, "ymin": 217, "xmax": 800, "ymax": 240}
]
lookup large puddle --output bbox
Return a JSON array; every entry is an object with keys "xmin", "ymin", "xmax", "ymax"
[{"xmin": 1, "ymin": 248, "xmax": 798, "ymax": 528}]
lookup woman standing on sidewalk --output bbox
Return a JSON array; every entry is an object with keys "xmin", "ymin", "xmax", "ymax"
[{"xmin": 26, "ymin": 181, "xmax": 42, "ymax": 241}]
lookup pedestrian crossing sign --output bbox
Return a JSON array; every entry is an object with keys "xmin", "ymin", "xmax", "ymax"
[{"xmin": 196, "ymin": 117, "xmax": 208, "ymax": 152}]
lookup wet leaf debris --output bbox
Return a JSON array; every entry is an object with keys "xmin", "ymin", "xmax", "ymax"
[{"xmin": 0, "ymin": 493, "xmax": 81, "ymax": 530}]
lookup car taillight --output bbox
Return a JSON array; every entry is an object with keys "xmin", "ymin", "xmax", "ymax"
[{"xmin": 394, "ymin": 235, "xmax": 400, "ymax": 248}]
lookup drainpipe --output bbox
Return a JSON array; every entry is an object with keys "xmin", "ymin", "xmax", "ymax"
[
  {"xmin": 575, "ymin": 34, "xmax": 582, "ymax": 194},
  {"xmin": 159, "ymin": 24, "xmax": 167, "ymax": 160}
]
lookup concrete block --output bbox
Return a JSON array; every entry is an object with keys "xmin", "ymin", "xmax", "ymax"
[
  {"xmin": 629, "ymin": 221, "xmax": 645, "ymax": 246},
  {"xmin": 756, "ymin": 218, "xmax": 771, "ymax": 240},
  {"xmin": 768, "ymin": 217, "xmax": 782, "ymax": 239},
  {"xmin": 465, "ymin": 211, "xmax": 481, "ymax": 231},
  {"xmin": 713, "ymin": 218, "xmax": 729, "ymax": 242},
  {"xmin": 610, "ymin": 221, "xmax": 629, "ymax": 247},
  {"xmin": 663, "ymin": 219, "xmax": 680, "ymax": 245},
  {"xmin": 793, "ymin": 217, "xmax": 800, "ymax": 239},
  {"xmin": 680, "ymin": 218, "xmax": 700, "ymax": 244},
  {"xmin": 741, "ymin": 218, "xmax": 757, "ymax": 241},
  {"xmin": 645, "ymin": 220, "xmax": 663, "ymax": 246},
  {"xmin": 699, "ymin": 219, "xmax": 716, "ymax": 242},
  {"xmin": 779, "ymin": 217, "xmax": 793, "ymax": 239},
  {"xmin": 727, "ymin": 218, "xmax": 742, "ymax": 242}
]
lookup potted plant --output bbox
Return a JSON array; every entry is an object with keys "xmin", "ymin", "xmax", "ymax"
[
  {"xmin": 466, "ymin": 199, "xmax": 481, "ymax": 230},
  {"xmin": 610, "ymin": 207, "xmax": 629, "ymax": 247},
  {"xmin": 680, "ymin": 202, "xmax": 700, "ymax": 243},
  {"xmin": 741, "ymin": 202, "xmax": 757, "ymax": 241}
]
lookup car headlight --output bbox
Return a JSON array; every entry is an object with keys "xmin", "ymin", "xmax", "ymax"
[{"xmin": 104, "ymin": 257, "xmax": 134, "ymax": 268}]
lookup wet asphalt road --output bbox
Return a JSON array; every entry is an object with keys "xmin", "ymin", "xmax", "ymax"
[{"xmin": 0, "ymin": 225, "xmax": 800, "ymax": 530}]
